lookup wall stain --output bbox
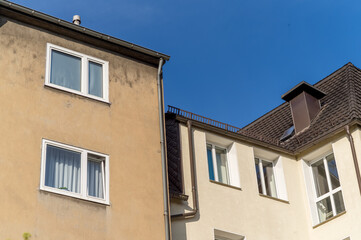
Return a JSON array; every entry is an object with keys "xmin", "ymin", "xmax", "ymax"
[
  {"xmin": 33, "ymin": 54, "xmax": 37, "ymax": 59},
  {"xmin": 65, "ymin": 100, "xmax": 72, "ymax": 108},
  {"xmin": 7, "ymin": 38, "xmax": 14, "ymax": 48}
]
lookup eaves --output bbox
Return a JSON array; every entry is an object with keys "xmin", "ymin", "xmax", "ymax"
[
  {"xmin": 173, "ymin": 115, "xmax": 294, "ymax": 156},
  {"xmin": 173, "ymin": 115, "xmax": 361, "ymax": 158},
  {"xmin": 0, "ymin": 0, "xmax": 170, "ymax": 66}
]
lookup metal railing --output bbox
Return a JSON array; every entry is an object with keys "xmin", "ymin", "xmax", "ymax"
[
  {"xmin": 167, "ymin": 105, "xmax": 281, "ymax": 146},
  {"xmin": 167, "ymin": 106, "xmax": 242, "ymax": 133}
]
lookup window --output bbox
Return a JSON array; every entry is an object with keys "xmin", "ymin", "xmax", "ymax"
[
  {"xmin": 45, "ymin": 43, "xmax": 109, "ymax": 102},
  {"xmin": 40, "ymin": 139, "xmax": 109, "ymax": 204},
  {"xmin": 254, "ymin": 158, "xmax": 278, "ymax": 198},
  {"xmin": 207, "ymin": 144, "xmax": 229, "ymax": 184},
  {"xmin": 310, "ymin": 153, "xmax": 345, "ymax": 223}
]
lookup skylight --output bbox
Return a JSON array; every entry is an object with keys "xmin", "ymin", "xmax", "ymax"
[{"xmin": 280, "ymin": 126, "xmax": 295, "ymax": 141}]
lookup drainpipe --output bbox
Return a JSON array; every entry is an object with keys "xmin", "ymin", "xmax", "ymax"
[
  {"xmin": 345, "ymin": 125, "xmax": 361, "ymax": 195},
  {"xmin": 171, "ymin": 120, "xmax": 198, "ymax": 220},
  {"xmin": 157, "ymin": 58, "xmax": 171, "ymax": 240}
]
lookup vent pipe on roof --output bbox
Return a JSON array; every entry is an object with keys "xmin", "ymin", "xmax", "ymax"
[
  {"xmin": 282, "ymin": 81, "xmax": 326, "ymax": 134},
  {"xmin": 72, "ymin": 15, "xmax": 81, "ymax": 25}
]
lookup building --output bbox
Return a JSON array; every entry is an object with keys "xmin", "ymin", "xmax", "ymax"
[
  {"xmin": 0, "ymin": 1, "xmax": 171, "ymax": 239},
  {"xmin": 166, "ymin": 63, "xmax": 360, "ymax": 240}
]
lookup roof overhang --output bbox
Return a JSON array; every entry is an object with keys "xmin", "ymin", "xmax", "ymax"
[{"xmin": 0, "ymin": 0, "xmax": 170, "ymax": 66}]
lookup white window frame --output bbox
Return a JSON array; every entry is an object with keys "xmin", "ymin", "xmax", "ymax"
[
  {"xmin": 40, "ymin": 139, "xmax": 110, "ymax": 205},
  {"xmin": 207, "ymin": 143, "xmax": 230, "ymax": 185},
  {"xmin": 308, "ymin": 151, "xmax": 344, "ymax": 224},
  {"xmin": 45, "ymin": 43, "xmax": 109, "ymax": 103},
  {"xmin": 255, "ymin": 157, "xmax": 278, "ymax": 198}
]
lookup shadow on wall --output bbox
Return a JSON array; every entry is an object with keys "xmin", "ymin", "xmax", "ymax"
[
  {"xmin": 171, "ymin": 211, "xmax": 200, "ymax": 240},
  {"xmin": 0, "ymin": 17, "xmax": 8, "ymax": 28}
]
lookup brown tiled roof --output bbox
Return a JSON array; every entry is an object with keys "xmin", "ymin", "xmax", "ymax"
[
  {"xmin": 165, "ymin": 116, "xmax": 183, "ymax": 195},
  {"xmin": 241, "ymin": 62, "xmax": 360, "ymax": 151}
]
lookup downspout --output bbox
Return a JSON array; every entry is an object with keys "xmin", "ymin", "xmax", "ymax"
[
  {"xmin": 172, "ymin": 120, "xmax": 198, "ymax": 219},
  {"xmin": 345, "ymin": 125, "xmax": 361, "ymax": 195},
  {"xmin": 157, "ymin": 58, "xmax": 172, "ymax": 240}
]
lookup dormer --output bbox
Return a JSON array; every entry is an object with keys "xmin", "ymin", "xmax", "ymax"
[{"xmin": 282, "ymin": 81, "xmax": 326, "ymax": 134}]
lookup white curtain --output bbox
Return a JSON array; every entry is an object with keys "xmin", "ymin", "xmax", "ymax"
[
  {"xmin": 50, "ymin": 50, "xmax": 81, "ymax": 91},
  {"xmin": 88, "ymin": 61, "xmax": 103, "ymax": 97},
  {"xmin": 87, "ymin": 160, "xmax": 104, "ymax": 198},
  {"xmin": 45, "ymin": 145, "xmax": 81, "ymax": 193}
]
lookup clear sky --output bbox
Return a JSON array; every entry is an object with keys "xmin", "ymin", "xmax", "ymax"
[{"xmin": 9, "ymin": 0, "xmax": 361, "ymax": 127}]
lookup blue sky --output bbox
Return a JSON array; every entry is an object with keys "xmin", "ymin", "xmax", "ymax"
[{"xmin": 10, "ymin": 0, "xmax": 361, "ymax": 127}]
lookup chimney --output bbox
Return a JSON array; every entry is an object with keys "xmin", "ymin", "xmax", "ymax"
[
  {"xmin": 282, "ymin": 81, "xmax": 326, "ymax": 134},
  {"xmin": 72, "ymin": 15, "xmax": 81, "ymax": 25}
]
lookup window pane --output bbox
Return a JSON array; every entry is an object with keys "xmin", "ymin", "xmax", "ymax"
[
  {"xmin": 87, "ymin": 154, "xmax": 104, "ymax": 199},
  {"xmin": 334, "ymin": 191, "xmax": 345, "ymax": 214},
  {"xmin": 88, "ymin": 61, "xmax": 103, "ymax": 97},
  {"xmin": 312, "ymin": 159, "xmax": 329, "ymax": 197},
  {"xmin": 50, "ymin": 50, "xmax": 81, "ymax": 91},
  {"xmin": 326, "ymin": 154, "xmax": 340, "ymax": 190},
  {"xmin": 216, "ymin": 148, "xmax": 229, "ymax": 184},
  {"xmin": 207, "ymin": 145, "xmax": 215, "ymax": 181},
  {"xmin": 263, "ymin": 161, "xmax": 277, "ymax": 198},
  {"xmin": 45, "ymin": 145, "xmax": 81, "ymax": 193},
  {"xmin": 254, "ymin": 158, "xmax": 263, "ymax": 194},
  {"xmin": 316, "ymin": 197, "xmax": 333, "ymax": 222}
]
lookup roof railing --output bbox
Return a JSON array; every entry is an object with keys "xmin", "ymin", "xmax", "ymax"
[
  {"xmin": 167, "ymin": 106, "xmax": 242, "ymax": 133},
  {"xmin": 167, "ymin": 105, "xmax": 281, "ymax": 146}
]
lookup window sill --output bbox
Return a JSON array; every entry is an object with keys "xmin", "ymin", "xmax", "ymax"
[
  {"xmin": 44, "ymin": 84, "xmax": 111, "ymax": 105},
  {"xmin": 209, "ymin": 180, "xmax": 242, "ymax": 191},
  {"xmin": 40, "ymin": 187, "xmax": 110, "ymax": 206},
  {"xmin": 312, "ymin": 211, "xmax": 346, "ymax": 229},
  {"xmin": 259, "ymin": 193, "xmax": 289, "ymax": 204}
]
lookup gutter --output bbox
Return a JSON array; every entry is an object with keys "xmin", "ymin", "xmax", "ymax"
[
  {"xmin": 171, "ymin": 120, "xmax": 198, "ymax": 220},
  {"xmin": 345, "ymin": 125, "xmax": 361, "ymax": 195},
  {"xmin": 0, "ymin": 0, "xmax": 170, "ymax": 61},
  {"xmin": 157, "ymin": 58, "xmax": 172, "ymax": 240},
  {"xmin": 173, "ymin": 115, "xmax": 294, "ymax": 156}
]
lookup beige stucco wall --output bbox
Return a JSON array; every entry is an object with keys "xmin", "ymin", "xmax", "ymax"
[
  {"xmin": 0, "ymin": 17, "xmax": 165, "ymax": 240},
  {"xmin": 171, "ymin": 125, "xmax": 310, "ymax": 240},
  {"xmin": 297, "ymin": 128, "xmax": 361, "ymax": 240},
  {"xmin": 171, "ymin": 123, "xmax": 361, "ymax": 240}
]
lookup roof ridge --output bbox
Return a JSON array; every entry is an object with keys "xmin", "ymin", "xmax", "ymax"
[
  {"xmin": 347, "ymin": 64, "xmax": 355, "ymax": 119},
  {"xmin": 314, "ymin": 62, "xmax": 354, "ymax": 87}
]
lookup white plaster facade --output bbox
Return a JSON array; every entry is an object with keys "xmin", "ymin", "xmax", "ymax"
[{"xmin": 170, "ymin": 123, "xmax": 361, "ymax": 240}]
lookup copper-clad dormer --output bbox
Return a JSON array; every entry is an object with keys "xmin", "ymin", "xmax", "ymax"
[{"xmin": 282, "ymin": 81, "xmax": 326, "ymax": 134}]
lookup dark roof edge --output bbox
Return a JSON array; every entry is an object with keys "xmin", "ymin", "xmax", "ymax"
[
  {"xmin": 173, "ymin": 115, "xmax": 294, "ymax": 156},
  {"xmin": 172, "ymin": 113, "xmax": 361, "ymax": 157},
  {"xmin": 0, "ymin": 0, "xmax": 170, "ymax": 62},
  {"xmin": 168, "ymin": 106, "xmax": 361, "ymax": 156},
  {"xmin": 293, "ymin": 118, "xmax": 361, "ymax": 155}
]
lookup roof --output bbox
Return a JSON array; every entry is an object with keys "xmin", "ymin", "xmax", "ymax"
[
  {"xmin": 0, "ymin": 0, "xmax": 170, "ymax": 65},
  {"xmin": 167, "ymin": 62, "xmax": 361, "ymax": 154},
  {"xmin": 242, "ymin": 62, "xmax": 361, "ymax": 152}
]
